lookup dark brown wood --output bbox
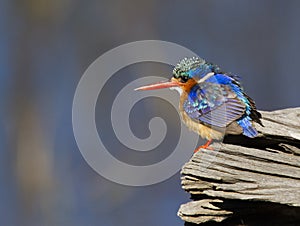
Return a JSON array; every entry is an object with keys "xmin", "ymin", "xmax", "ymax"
[{"xmin": 178, "ymin": 107, "xmax": 300, "ymax": 225}]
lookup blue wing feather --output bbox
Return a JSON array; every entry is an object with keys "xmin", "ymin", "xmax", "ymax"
[{"xmin": 183, "ymin": 73, "xmax": 260, "ymax": 137}]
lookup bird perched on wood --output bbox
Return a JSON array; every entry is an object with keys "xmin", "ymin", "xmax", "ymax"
[{"xmin": 135, "ymin": 57, "xmax": 263, "ymax": 153}]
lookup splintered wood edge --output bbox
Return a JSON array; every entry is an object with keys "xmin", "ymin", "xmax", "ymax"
[
  {"xmin": 181, "ymin": 144, "xmax": 300, "ymax": 206},
  {"xmin": 178, "ymin": 107, "xmax": 300, "ymax": 224},
  {"xmin": 177, "ymin": 199, "xmax": 232, "ymax": 224}
]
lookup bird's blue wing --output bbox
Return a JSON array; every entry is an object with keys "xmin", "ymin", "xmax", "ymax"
[{"xmin": 183, "ymin": 74, "xmax": 246, "ymax": 128}]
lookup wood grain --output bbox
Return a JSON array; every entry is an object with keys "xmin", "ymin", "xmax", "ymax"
[{"xmin": 178, "ymin": 107, "xmax": 300, "ymax": 225}]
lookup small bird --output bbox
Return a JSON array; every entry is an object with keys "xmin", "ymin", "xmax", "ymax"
[{"xmin": 135, "ymin": 57, "xmax": 263, "ymax": 153}]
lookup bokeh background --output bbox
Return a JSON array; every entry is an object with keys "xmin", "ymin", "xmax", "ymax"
[{"xmin": 1, "ymin": 0, "xmax": 300, "ymax": 225}]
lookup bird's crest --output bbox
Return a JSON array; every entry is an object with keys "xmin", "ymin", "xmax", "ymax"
[
  {"xmin": 173, "ymin": 57, "xmax": 221, "ymax": 81},
  {"xmin": 173, "ymin": 57, "xmax": 205, "ymax": 75}
]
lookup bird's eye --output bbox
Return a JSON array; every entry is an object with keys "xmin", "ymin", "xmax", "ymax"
[{"xmin": 179, "ymin": 75, "xmax": 188, "ymax": 83}]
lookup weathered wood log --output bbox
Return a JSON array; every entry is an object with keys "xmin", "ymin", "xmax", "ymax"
[{"xmin": 178, "ymin": 107, "xmax": 300, "ymax": 225}]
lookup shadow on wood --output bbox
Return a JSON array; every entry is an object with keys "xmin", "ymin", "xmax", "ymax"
[{"xmin": 178, "ymin": 107, "xmax": 300, "ymax": 225}]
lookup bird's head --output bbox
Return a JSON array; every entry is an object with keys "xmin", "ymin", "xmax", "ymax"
[{"xmin": 135, "ymin": 57, "xmax": 220, "ymax": 94}]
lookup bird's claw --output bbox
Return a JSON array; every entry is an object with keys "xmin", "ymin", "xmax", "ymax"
[{"xmin": 193, "ymin": 139, "xmax": 213, "ymax": 153}]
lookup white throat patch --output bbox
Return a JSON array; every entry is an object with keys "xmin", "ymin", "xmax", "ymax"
[{"xmin": 169, "ymin": 87, "xmax": 183, "ymax": 95}]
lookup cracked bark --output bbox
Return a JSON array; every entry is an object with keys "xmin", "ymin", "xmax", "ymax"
[{"xmin": 178, "ymin": 107, "xmax": 300, "ymax": 225}]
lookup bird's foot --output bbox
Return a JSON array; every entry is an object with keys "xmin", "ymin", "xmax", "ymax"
[{"xmin": 194, "ymin": 139, "xmax": 213, "ymax": 153}]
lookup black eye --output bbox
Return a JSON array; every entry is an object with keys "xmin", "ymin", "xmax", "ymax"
[{"xmin": 179, "ymin": 75, "xmax": 188, "ymax": 83}]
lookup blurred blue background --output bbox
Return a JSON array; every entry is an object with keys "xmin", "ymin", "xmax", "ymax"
[{"xmin": 1, "ymin": 0, "xmax": 300, "ymax": 225}]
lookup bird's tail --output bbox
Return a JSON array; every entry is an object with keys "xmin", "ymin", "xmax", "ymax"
[{"xmin": 237, "ymin": 116, "xmax": 259, "ymax": 138}]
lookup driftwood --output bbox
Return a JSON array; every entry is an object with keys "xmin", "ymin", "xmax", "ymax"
[{"xmin": 178, "ymin": 107, "xmax": 300, "ymax": 225}]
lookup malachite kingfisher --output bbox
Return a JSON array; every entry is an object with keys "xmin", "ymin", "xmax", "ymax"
[{"xmin": 135, "ymin": 57, "xmax": 263, "ymax": 153}]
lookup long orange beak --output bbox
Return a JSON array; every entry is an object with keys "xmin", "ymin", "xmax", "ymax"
[{"xmin": 135, "ymin": 79, "xmax": 180, "ymax": 91}]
